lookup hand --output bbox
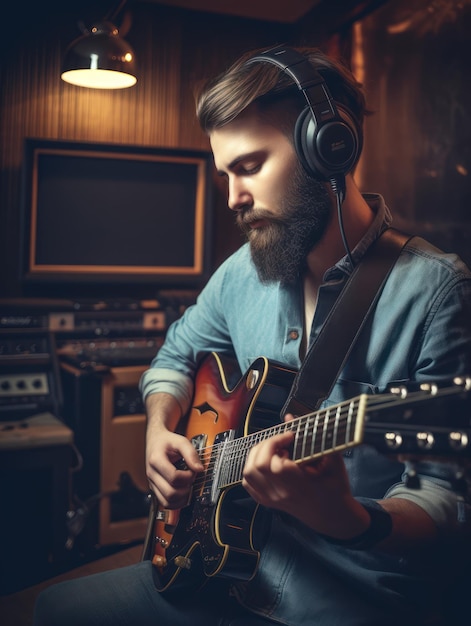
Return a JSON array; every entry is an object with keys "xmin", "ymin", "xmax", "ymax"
[
  {"xmin": 145, "ymin": 393, "xmax": 203, "ymax": 510},
  {"xmin": 241, "ymin": 414, "xmax": 370, "ymax": 538}
]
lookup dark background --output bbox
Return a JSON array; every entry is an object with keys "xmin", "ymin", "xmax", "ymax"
[{"xmin": 1, "ymin": 0, "xmax": 469, "ymax": 302}]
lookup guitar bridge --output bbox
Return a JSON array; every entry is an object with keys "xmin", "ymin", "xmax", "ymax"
[{"xmin": 209, "ymin": 430, "xmax": 236, "ymax": 505}]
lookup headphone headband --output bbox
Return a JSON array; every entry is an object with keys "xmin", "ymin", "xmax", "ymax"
[{"xmin": 245, "ymin": 45, "xmax": 359, "ymax": 185}]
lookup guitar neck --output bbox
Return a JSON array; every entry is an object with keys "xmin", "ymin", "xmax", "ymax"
[
  {"xmin": 215, "ymin": 395, "xmax": 368, "ymax": 490},
  {"xmin": 209, "ymin": 380, "xmax": 471, "ymax": 491}
]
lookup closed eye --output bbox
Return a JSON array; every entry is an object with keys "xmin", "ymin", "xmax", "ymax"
[{"xmin": 240, "ymin": 163, "xmax": 261, "ymax": 175}]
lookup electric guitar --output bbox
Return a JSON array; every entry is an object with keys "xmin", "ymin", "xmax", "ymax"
[{"xmin": 143, "ymin": 352, "xmax": 471, "ymax": 593}]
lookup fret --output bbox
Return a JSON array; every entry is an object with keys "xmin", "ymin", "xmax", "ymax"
[
  {"xmin": 293, "ymin": 418, "xmax": 302, "ymax": 461},
  {"xmin": 310, "ymin": 411, "xmax": 321, "ymax": 458},
  {"xmin": 215, "ymin": 395, "xmax": 368, "ymax": 490},
  {"xmin": 300, "ymin": 415, "xmax": 311, "ymax": 460},
  {"xmin": 321, "ymin": 408, "xmax": 330, "ymax": 453},
  {"xmin": 333, "ymin": 404, "xmax": 342, "ymax": 447},
  {"xmin": 346, "ymin": 399, "xmax": 356, "ymax": 444}
]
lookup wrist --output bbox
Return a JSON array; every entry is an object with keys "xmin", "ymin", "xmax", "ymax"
[{"xmin": 319, "ymin": 498, "xmax": 393, "ymax": 550}]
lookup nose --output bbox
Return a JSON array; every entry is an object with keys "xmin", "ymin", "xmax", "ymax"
[{"xmin": 228, "ymin": 176, "xmax": 253, "ymax": 212}]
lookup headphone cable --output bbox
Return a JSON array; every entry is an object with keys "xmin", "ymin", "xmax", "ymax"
[{"xmin": 330, "ymin": 177, "xmax": 355, "ymax": 269}]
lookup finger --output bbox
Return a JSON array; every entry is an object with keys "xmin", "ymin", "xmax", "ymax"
[
  {"xmin": 245, "ymin": 431, "xmax": 294, "ymax": 474},
  {"xmin": 243, "ymin": 432, "xmax": 296, "ymax": 501},
  {"xmin": 147, "ymin": 467, "xmax": 194, "ymax": 509},
  {"xmin": 303, "ymin": 450, "xmax": 346, "ymax": 476},
  {"xmin": 261, "ymin": 431, "xmax": 295, "ymax": 463},
  {"xmin": 168, "ymin": 437, "xmax": 204, "ymax": 474}
]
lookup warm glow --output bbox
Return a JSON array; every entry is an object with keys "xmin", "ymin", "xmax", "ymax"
[
  {"xmin": 61, "ymin": 68, "xmax": 137, "ymax": 89},
  {"xmin": 351, "ymin": 21, "xmax": 365, "ymax": 188}
]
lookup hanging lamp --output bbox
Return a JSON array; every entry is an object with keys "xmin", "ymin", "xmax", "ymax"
[{"xmin": 61, "ymin": 1, "xmax": 137, "ymax": 89}]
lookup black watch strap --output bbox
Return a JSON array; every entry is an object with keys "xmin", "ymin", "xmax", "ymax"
[{"xmin": 320, "ymin": 498, "xmax": 393, "ymax": 550}]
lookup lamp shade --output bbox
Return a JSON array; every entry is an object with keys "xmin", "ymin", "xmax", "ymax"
[{"xmin": 61, "ymin": 21, "xmax": 137, "ymax": 89}]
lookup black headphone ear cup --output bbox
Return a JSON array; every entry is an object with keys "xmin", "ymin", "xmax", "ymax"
[
  {"xmin": 294, "ymin": 107, "xmax": 322, "ymax": 178},
  {"xmin": 294, "ymin": 106, "xmax": 360, "ymax": 180},
  {"xmin": 294, "ymin": 108, "xmax": 316, "ymax": 177},
  {"xmin": 336, "ymin": 104, "xmax": 362, "ymax": 165}
]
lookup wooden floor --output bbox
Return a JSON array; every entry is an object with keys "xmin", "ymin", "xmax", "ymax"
[{"xmin": 0, "ymin": 543, "xmax": 142, "ymax": 626}]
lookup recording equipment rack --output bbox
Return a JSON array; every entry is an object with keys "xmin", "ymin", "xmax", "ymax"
[
  {"xmin": 0, "ymin": 293, "xmax": 196, "ymax": 558},
  {"xmin": 0, "ymin": 296, "xmax": 173, "ymax": 419},
  {"xmin": 0, "ymin": 326, "xmax": 62, "ymax": 421},
  {"xmin": 0, "ymin": 291, "xmax": 197, "ymax": 375}
]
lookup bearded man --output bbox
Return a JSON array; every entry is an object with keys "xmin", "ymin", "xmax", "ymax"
[{"xmin": 34, "ymin": 46, "xmax": 471, "ymax": 626}]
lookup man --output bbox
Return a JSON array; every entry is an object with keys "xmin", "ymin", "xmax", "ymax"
[{"xmin": 34, "ymin": 46, "xmax": 471, "ymax": 626}]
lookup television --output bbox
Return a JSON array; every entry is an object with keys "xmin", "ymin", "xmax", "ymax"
[{"xmin": 20, "ymin": 138, "xmax": 213, "ymax": 289}]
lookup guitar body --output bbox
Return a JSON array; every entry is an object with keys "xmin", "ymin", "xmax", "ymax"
[
  {"xmin": 144, "ymin": 352, "xmax": 471, "ymax": 594},
  {"xmin": 148, "ymin": 352, "xmax": 296, "ymax": 593}
]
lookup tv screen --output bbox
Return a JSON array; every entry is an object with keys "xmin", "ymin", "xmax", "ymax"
[{"xmin": 20, "ymin": 138, "xmax": 213, "ymax": 287}]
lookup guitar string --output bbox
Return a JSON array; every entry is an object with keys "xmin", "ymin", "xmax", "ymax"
[
  {"xmin": 188, "ymin": 396, "xmax": 369, "ymax": 492},
  {"xmin": 186, "ymin": 388, "xmax": 456, "ymax": 493}
]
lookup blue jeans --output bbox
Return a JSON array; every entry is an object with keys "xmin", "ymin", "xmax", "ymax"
[{"xmin": 33, "ymin": 561, "xmax": 274, "ymax": 626}]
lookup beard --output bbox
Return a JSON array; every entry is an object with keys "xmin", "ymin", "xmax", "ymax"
[{"xmin": 236, "ymin": 164, "xmax": 333, "ymax": 285}]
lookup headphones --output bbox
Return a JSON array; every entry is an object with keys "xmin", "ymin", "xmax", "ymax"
[{"xmin": 245, "ymin": 45, "xmax": 360, "ymax": 185}]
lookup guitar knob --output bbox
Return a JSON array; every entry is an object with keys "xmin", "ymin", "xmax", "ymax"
[
  {"xmin": 416, "ymin": 432, "xmax": 435, "ymax": 450},
  {"xmin": 152, "ymin": 555, "xmax": 167, "ymax": 569},
  {"xmin": 174, "ymin": 556, "xmax": 192, "ymax": 570}
]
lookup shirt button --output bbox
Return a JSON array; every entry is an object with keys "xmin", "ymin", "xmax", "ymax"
[{"xmin": 288, "ymin": 330, "xmax": 299, "ymax": 340}]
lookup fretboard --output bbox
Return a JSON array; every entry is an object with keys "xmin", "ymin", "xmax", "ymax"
[{"xmin": 216, "ymin": 394, "xmax": 368, "ymax": 489}]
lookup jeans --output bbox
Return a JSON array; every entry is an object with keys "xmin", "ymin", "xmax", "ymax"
[{"xmin": 33, "ymin": 561, "xmax": 275, "ymax": 626}]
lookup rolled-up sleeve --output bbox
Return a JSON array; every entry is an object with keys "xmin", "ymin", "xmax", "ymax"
[
  {"xmin": 139, "ymin": 367, "xmax": 194, "ymax": 414},
  {"xmin": 385, "ymin": 462, "xmax": 470, "ymax": 537}
]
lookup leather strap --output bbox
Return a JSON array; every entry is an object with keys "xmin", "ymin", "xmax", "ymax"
[{"xmin": 282, "ymin": 228, "xmax": 412, "ymax": 417}]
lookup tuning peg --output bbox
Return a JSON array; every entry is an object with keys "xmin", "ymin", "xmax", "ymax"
[
  {"xmin": 419, "ymin": 382, "xmax": 439, "ymax": 395},
  {"xmin": 389, "ymin": 385, "xmax": 408, "ymax": 399},
  {"xmin": 416, "ymin": 431, "xmax": 435, "ymax": 450},
  {"xmin": 449, "ymin": 430, "xmax": 469, "ymax": 451},
  {"xmin": 453, "ymin": 376, "xmax": 471, "ymax": 391}
]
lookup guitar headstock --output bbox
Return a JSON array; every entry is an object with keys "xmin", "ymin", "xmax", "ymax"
[{"xmin": 364, "ymin": 376, "xmax": 471, "ymax": 468}]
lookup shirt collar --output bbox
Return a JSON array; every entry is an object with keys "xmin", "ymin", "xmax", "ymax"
[{"xmin": 324, "ymin": 193, "xmax": 393, "ymax": 281}]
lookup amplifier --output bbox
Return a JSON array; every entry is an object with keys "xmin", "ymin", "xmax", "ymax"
[
  {"xmin": 49, "ymin": 308, "xmax": 166, "ymax": 336},
  {"xmin": 0, "ymin": 297, "xmax": 168, "ymax": 338},
  {"xmin": 56, "ymin": 336, "xmax": 163, "ymax": 369},
  {"xmin": 60, "ymin": 362, "xmax": 150, "ymax": 549},
  {"xmin": 0, "ymin": 329, "xmax": 62, "ymax": 420}
]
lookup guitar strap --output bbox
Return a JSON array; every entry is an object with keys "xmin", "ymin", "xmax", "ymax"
[{"xmin": 282, "ymin": 227, "xmax": 412, "ymax": 417}]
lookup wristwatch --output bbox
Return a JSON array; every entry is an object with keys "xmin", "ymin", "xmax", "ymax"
[{"xmin": 320, "ymin": 498, "xmax": 393, "ymax": 550}]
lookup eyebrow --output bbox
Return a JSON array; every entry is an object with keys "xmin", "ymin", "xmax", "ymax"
[{"xmin": 216, "ymin": 151, "xmax": 262, "ymax": 177}]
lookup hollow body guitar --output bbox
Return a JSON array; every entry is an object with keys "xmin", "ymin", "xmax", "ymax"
[{"xmin": 145, "ymin": 352, "xmax": 471, "ymax": 594}]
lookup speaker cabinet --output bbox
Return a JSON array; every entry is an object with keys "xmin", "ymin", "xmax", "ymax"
[
  {"xmin": 99, "ymin": 366, "xmax": 148, "ymax": 545},
  {"xmin": 60, "ymin": 362, "xmax": 149, "ymax": 549}
]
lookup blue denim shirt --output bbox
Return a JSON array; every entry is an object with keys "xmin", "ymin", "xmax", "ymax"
[{"xmin": 140, "ymin": 194, "xmax": 471, "ymax": 624}]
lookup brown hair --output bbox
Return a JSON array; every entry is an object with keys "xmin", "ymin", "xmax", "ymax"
[{"xmin": 195, "ymin": 46, "xmax": 367, "ymax": 149}]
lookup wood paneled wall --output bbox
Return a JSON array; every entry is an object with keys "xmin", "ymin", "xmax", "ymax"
[
  {"xmin": 356, "ymin": 0, "xmax": 471, "ymax": 266},
  {"xmin": 0, "ymin": 3, "xmax": 293, "ymax": 299},
  {"xmin": 3, "ymin": 1, "xmax": 468, "ymax": 301}
]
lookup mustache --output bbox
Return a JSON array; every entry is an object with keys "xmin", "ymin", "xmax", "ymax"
[{"xmin": 236, "ymin": 208, "xmax": 283, "ymax": 228}]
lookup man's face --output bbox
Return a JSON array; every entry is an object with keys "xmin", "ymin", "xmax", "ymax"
[{"xmin": 210, "ymin": 109, "xmax": 333, "ymax": 284}]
